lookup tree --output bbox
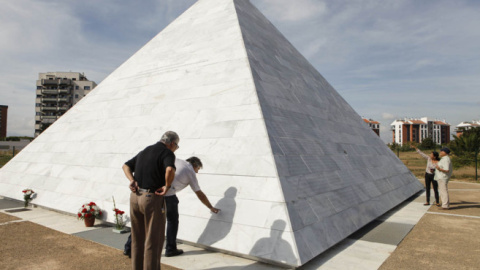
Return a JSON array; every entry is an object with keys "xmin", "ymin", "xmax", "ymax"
[
  {"xmin": 449, "ymin": 128, "xmax": 480, "ymax": 180},
  {"xmin": 419, "ymin": 137, "xmax": 436, "ymax": 150}
]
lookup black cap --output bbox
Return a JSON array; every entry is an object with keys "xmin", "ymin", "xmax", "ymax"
[{"xmin": 440, "ymin": 147, "xmax": 451, "ymax": 154}]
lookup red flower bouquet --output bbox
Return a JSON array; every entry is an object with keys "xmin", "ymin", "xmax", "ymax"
[{"xmin": 77, "ymin": 202, "xmax": 102, "ymax": 220}]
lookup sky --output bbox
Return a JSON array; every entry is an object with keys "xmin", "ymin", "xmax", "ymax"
[{"xmin": 1, "ymin": 0, "xmax": 479, "ymax": 143}]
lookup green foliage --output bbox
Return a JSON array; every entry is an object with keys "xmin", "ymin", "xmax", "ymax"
[
  {"xmin": 418, "ymin": 137, "xmax": 437, "ymax": 150},
  {"xmin": 449, "ymin": 127, "xmax": 479, "ymax": 170},
  {"xmin": 451, "ymin": 154, "xmax": 475, "ymax": 169},
  {"xmin": 0, "ymin": 153, "xmax": 13, "ymax": 167},
  {"xmin": 388, "ymin": 142, "xmax": 415, "ymax": 153},
  {"xmin": 449, "ymin": 131, "xmax": 480, "ymax": 156}
]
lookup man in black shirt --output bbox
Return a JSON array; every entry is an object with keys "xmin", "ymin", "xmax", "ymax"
[{"xmin": 122, "ymin": 131, "xmax": 179, "ymax": 270}]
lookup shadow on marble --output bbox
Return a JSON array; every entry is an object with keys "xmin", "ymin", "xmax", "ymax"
[
  {"xmin": 250, "ymin": 220, "xmax": 295, "ymax": 265},
  {"xmin": 197, "ymin": 187, "xmax": 237, "ymax": 245}
]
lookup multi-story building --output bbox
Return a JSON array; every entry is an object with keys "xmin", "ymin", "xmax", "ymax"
[
  {"xmin": 455, "ymin": 121, "xmax": 480, "ymax": 137},
  {"xmin": 362, "ymin": 118, "xmax": 380, "ymax": 136},
  {"xmin": 0, "ymin": 105, "xmax": 7, "ymax": 138},
  {"xmin": 35, "ymin": 72, "xmax": 96, "ymax": 137},
  {"xmin": 391, "ymin": 117, "xmax": 450, "ymax": 145}
]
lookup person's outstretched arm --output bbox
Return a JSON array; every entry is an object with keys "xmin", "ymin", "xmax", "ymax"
[
  {"xmin": 195, "ymin": 190, "xmax": 220, "ymax": 213},
  {"xmin": 412, "ymin": 146, "xmax": 429, "ymax": 160}
]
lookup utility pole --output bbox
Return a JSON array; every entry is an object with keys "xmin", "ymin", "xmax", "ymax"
[{"xmin": 476, "ymin": 147, "xmax": 478, "ymax": 181}]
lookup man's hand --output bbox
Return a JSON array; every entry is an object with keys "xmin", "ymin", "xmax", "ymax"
[
  {"xmin": 155, "ymin": 186, "xmax": 167, "ymax": 196},
  {"xmin": 210, "ymin": 207, "xmax": 220, "ymax": 214},
  {"xmin": 129, "ymin": 180, "xmax": 138, "ymax": 192}
]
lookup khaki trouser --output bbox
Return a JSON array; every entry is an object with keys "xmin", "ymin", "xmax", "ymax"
[
  {"xmin": 130, "ymin": 191, "xmax": 166, "ymax": 270},
  {"xmin": 437, "ymin": 180, "xmax": 449, "ymax": 209}
]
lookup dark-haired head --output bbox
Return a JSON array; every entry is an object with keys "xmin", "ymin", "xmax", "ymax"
[
  {"xmin": 432, "ymin": 151, "xmax": 440, "ymax": 161},
  {"xmin": 186, "ymin": 156, "xmax": 203, "ymax": 169}
]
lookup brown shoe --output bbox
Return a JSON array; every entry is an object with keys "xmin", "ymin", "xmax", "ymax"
[
  {"xmin": 424, "ymin": 203, "xmax": 430, "ymax": 206},
  {"xmin": 435, "ymin": 203, "xmax": 441, "ymax": 206}
]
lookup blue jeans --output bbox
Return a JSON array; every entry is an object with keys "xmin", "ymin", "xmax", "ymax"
[{"xmin": 165, "ymin": 195, "xmax": 179, "ymax": 252}]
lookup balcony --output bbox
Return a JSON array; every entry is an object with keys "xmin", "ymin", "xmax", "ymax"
[
  {"xmin": 41, "ymin": 78, "xmax": 72, "ymax": 85},
  {"xmin": 58, "ymin": 89, "xmax": 70, "ymax": 94},
  {"xmin": 58, "ymin": 79, "xmax": 72, "ymax": 85},
  {"xmin": 42, "ymin": 98, "xmax": 57, "ymax": 102},
  {"xmin": 42, "ymin": 106, "xmax": 57, "ymax": 111},
  {"xmin": 41, "ymin": 79, "xmax": 58, "ymax": 85},
  {"xmin": 58, "ymin": 106, "xmax": 70, "ymax": 111},
  {"xmin": 41, "ymin": 117, "xmax": 57, "ymax": 124},
  {"xmin": 58, "ymin": 98, "xmax": 69, "ymax": 102},
  {"xmin": 42, "ymin": 89, "xmax": 58, "ymax": 95}
]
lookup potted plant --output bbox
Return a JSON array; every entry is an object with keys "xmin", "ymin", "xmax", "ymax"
[
  {"xmin": 112, "ymin": 196, "xmax": 126, "ymax": 233},
  {"xmin": 77, "ymin": 202, "xmax": 102, "ymax": 227},
  {"xmin": 22, "ymin": 189, "xmax": 35, "ymax": 208}
]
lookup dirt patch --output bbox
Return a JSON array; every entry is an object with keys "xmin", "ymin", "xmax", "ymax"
[
  {"xmin": 380, "ymin": 214, "xmax": 480, "ymax": 270},
  {"xmin": 0, "ymin": 221, "xmax": 180, "ymax": 270},
  {"xmin": 0, "ymin": 212, "xmax": 21, "ymax": 223},
  {"xmin": 427, "ymin": 188, "xmax": 480, "ymax": 217}
]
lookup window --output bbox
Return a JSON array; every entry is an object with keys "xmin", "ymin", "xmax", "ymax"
[
  {"xmin": 72, "ymin": 78, "xmax": 76, "ymax": 81},
  {"xmin": 36, "ymin": 112, "xmax": 41, "ymax": 116},
  {"xmin": 35, "ymin": 103, "xmax": 41, "ymax": 107},
  {"xmin": 75, "ymin": 86, "xmax": 79, "ymax": 90},
  {"xmin": 37, "ymin": 86, "xmax": 42, "ymax": 89},
  {"xmin": 75, "ymin": 94, "xmax": 79, "ymax": 99},
  {"xmin": 84, "ymin": 86, "xmax": 91, "ymax": 90}
]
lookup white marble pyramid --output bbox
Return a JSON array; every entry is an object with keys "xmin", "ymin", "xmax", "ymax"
[{"xmin": 0, "ymin": 0, "xmax": 423, "ymax": 267}]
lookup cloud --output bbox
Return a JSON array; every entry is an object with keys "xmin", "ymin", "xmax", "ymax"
[
  {"xmin": 382, "ymin": 113, "xmax": 396, "ymax": 120},
  {"xmin": 254, "ymin": 0, "xmax": 327, "ymax": 22},
  {"xmin": 1, "ymin": 0, "xmax": 479, "ymax": 139}
]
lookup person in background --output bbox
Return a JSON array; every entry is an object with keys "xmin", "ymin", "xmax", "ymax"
[
  {"xmin": 435, "ymin": 147, "xmax": 453, "ymax": 210},
  {"xmin": 411, "ymin": 145, "xmax": 440, "ymax": 206}
]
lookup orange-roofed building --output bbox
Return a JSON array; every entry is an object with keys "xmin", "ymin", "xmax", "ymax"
[
  {"xmin": 390, "ymin": 117, "xmax": 450, "ymax": 145},
  {"xmin": 362, "ymin": 118, "xmax": 380, "ymax": 136}
]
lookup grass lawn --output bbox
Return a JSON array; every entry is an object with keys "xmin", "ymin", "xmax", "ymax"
[{"xmin": 0, "ymin": 150, "xmax": 18, "ymax": 168}]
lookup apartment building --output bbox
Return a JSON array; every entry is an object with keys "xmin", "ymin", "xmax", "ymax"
[
  {"xmin": 455, "ymin": 120, "xmax": 480, "ymax": 137},
  {"xmin": 0, "ymin": 105, "xmax": 7, "ymax": 138},
  {"xmin": 363, "ymin": 118, "xmax": 380, "ymax": 136},
  {"xmin": 35, "ymin": 72, "xmax": 96, "ymax": 137},
  {"xmin": 391, "ymin": 117, "xmax": 450, "ymax": 145}
]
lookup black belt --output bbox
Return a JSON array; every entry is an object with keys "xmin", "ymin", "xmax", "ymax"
[{"xmin": 138, "ymin": 188, "xmax": 155, "ymax": 193}]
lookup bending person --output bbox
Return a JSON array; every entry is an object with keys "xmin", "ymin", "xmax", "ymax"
[
  {"xmin": 411, "ymin": 145, "xmax": 440, "ymax": 206},
  {"xmin": 165, "ymin": 157, "xmax": 220, "ymax": 257}
]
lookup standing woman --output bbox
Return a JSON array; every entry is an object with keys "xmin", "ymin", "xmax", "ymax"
[{"xmin": 412, "ymin": 145, "xmax": 440, "ymax": 206}]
